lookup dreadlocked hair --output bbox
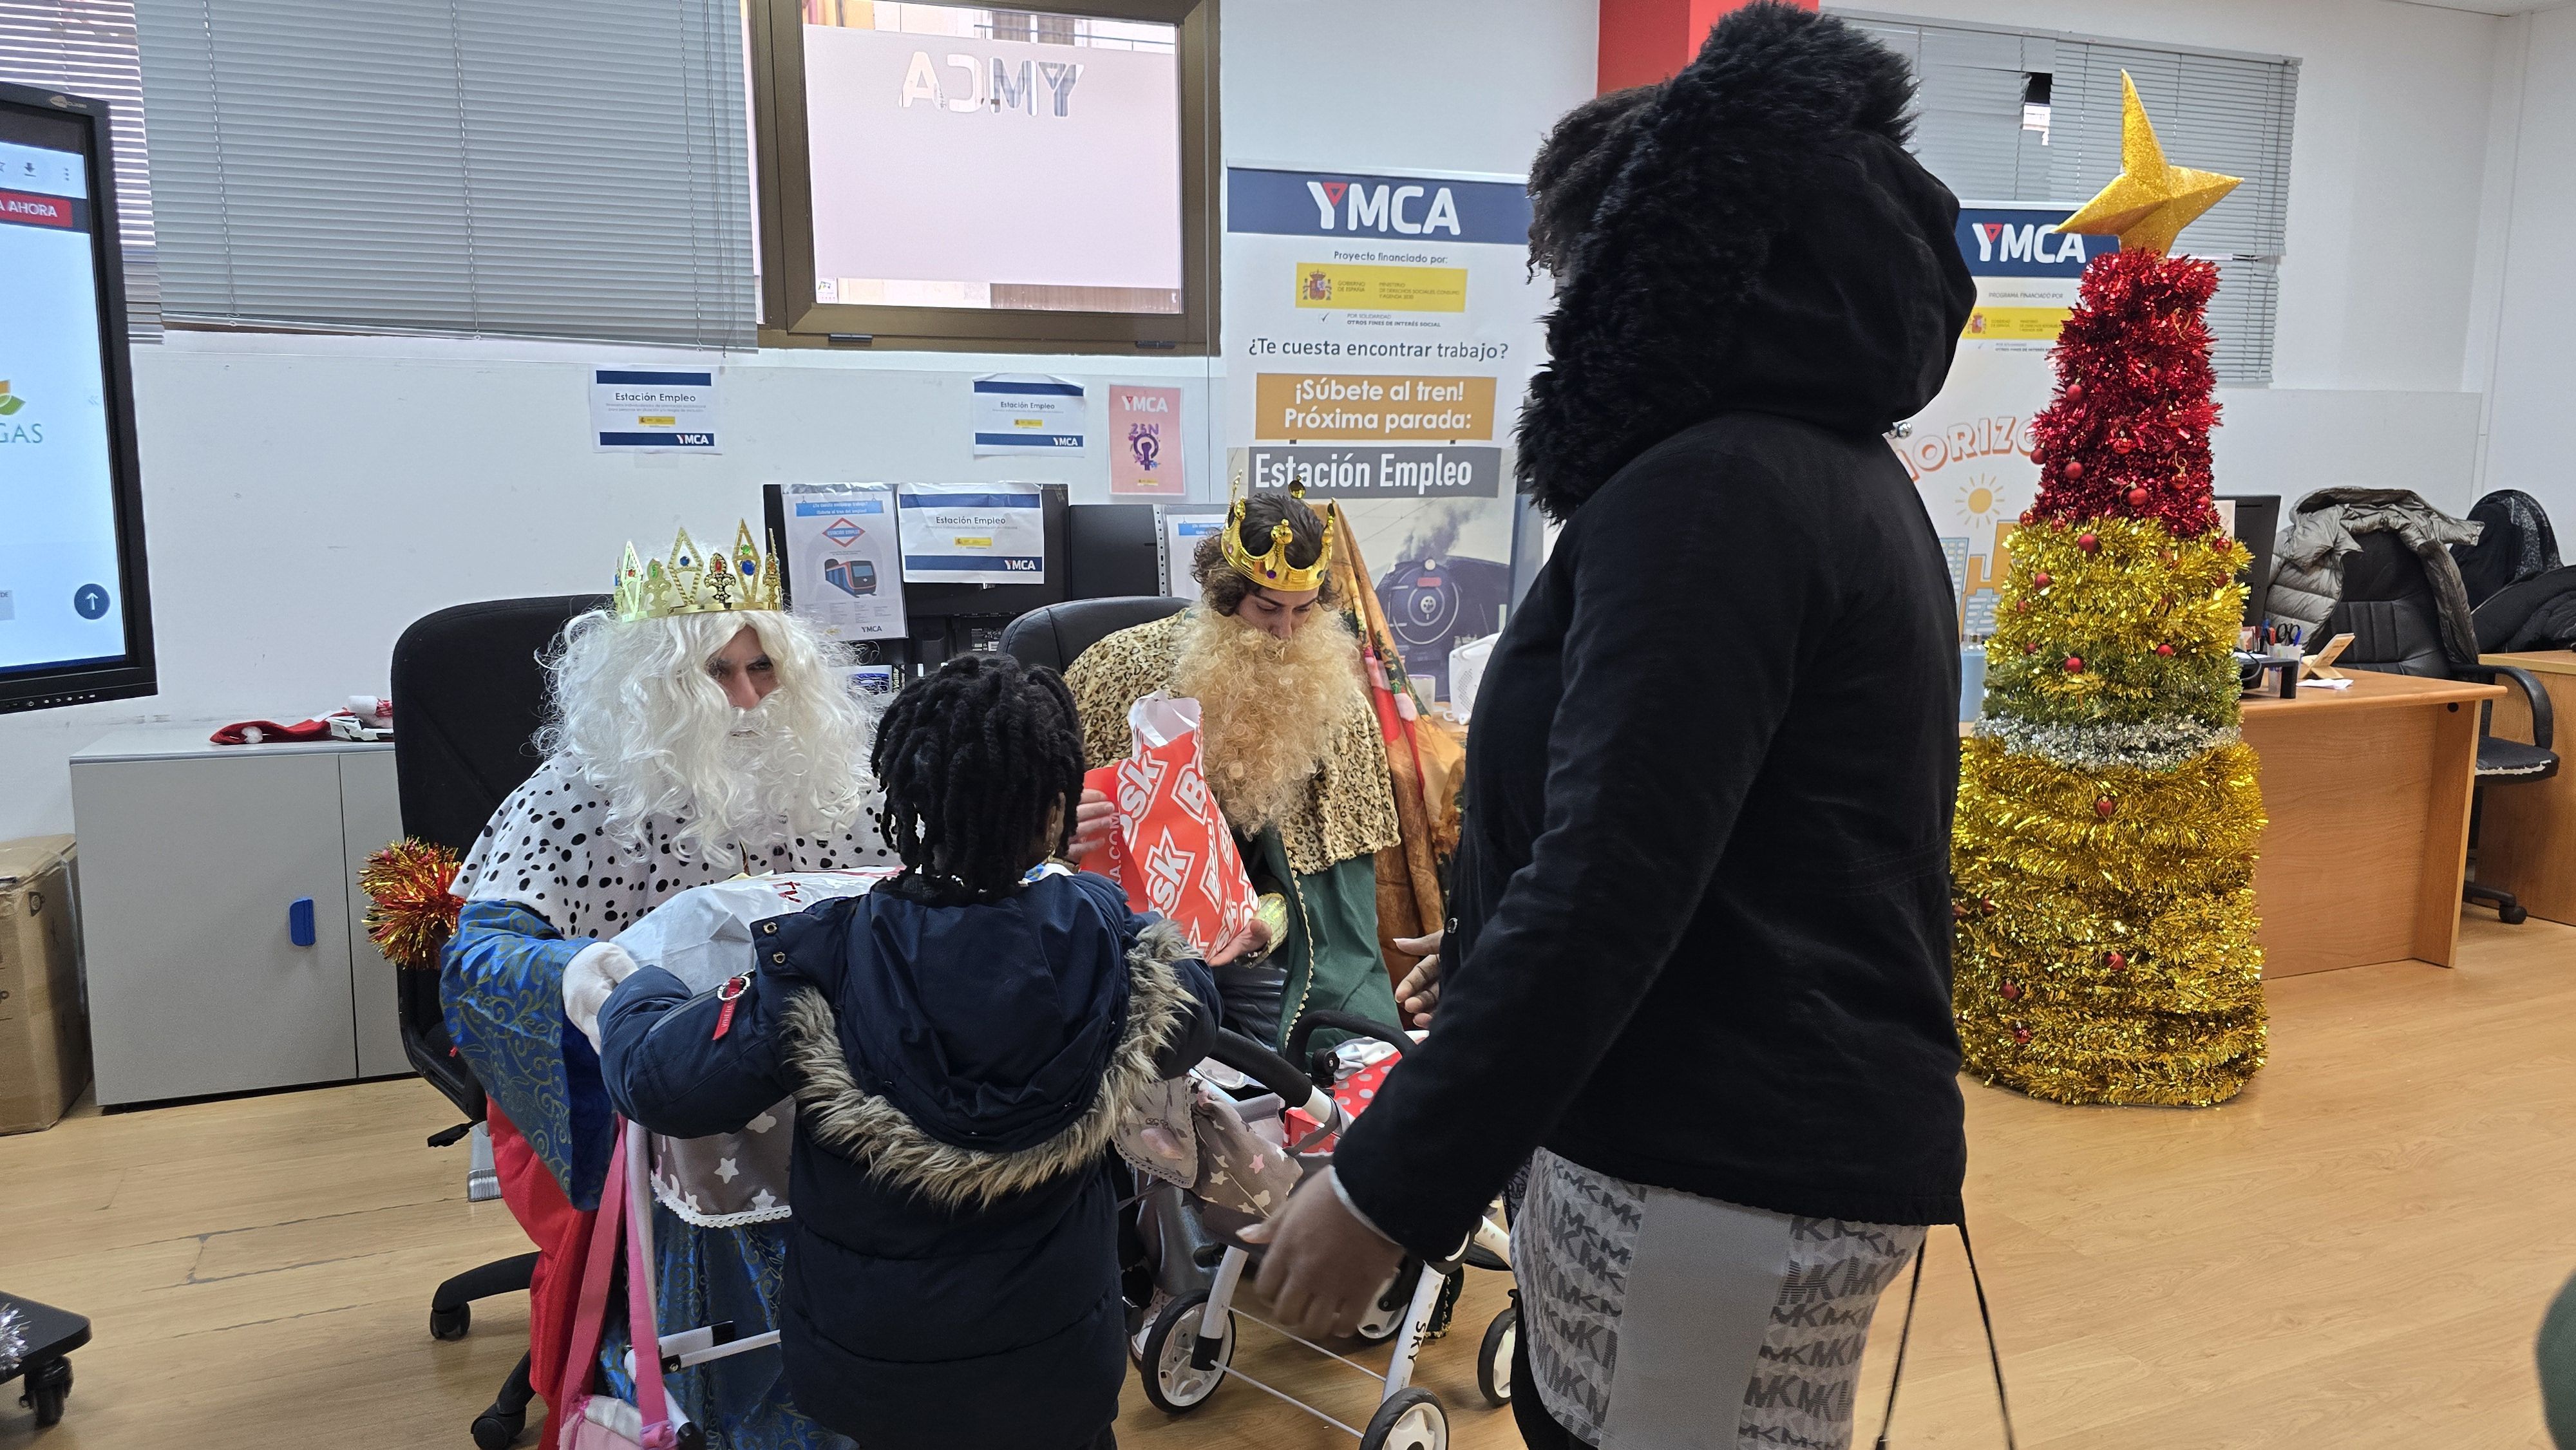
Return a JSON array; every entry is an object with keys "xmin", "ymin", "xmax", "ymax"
[{"xmin": 869, "ymin": 653, "xmax": 1088, "ymax": 899}]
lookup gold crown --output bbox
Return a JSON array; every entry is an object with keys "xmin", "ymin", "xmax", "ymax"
[
  {"xmin": 613, "ymin": 522, "xmax": 782, "ymax": 623},
  {"xmin": 1222, "ymin": 472, "xmax": 1334, "ymax": 594}
]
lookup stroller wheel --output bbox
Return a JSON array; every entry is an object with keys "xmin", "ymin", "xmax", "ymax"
[
  {"xmin": 1139, "ymin": 1290, "xmax": 1233, "ymax": 1413},
  {"xmin": 1476, "ymin": 1305, "xmax": 1517, "ymax": 1407},
  {"xmin": 1354, "ymin": 1261, "xmax": 1419, "ymax": 1344},
  {"xmin": 1360, "ymin": 1387, "xmax": 1448, "ymax": 1450}
]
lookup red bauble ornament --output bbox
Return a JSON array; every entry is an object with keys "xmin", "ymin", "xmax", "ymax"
[
  {"xmin": 2000, "ymin": 981, "xmax": 2022, "ymax": 1001},
  {"xmin": 2034, "ymin": 571, "xmax": 2053, "ymax": 588},
  {"xmin": 2105, "ymin": 951, "xmax": 2128, "ymax": 971},
  {"xmin": 2015, "ymin": 598, "xmax": 2029, "ymax": 613},
  {"xmin": 2112, "ymin": 438, "xmax": 2135, "ymax": 455},
  {"xmin": 1953, "ymin": 902, "xmax": 1968, "ymax": 921},
  {"xmin": 2065, "ymin": 383, "xmax": 2084, "ymax": 400},
  {"xmin": 2012, "ymin": 1026, "xmax": 2032, "ymax": 1046},
  {"xmin": 2064, "ymin": 656, "xmax": 2084, "ymax": 673},
  {"xmin": 2127, "ymin": 487, "xmax": 2151, "ymax": 507},
  {"xmin": 2094, "ymin": 796, "xmax": 2116, "ymax": 818},
  {"xmin": 2078, "ymin": 532, "xmax": 2100, "ymax": 552},
  {"xmin": 2155, "ymin": 643, "xmax": 2175, "ymax": 657},
  {"xmin": 2063, "ymin": 460, "xmax": 2085, "ymax": 480},
  {"xmin": 2023, "ymin": 640, "xmax": 2040, "ymax": 655}
]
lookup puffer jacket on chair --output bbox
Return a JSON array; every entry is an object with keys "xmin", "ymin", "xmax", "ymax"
[{"xmin": 2266, "ymin": 487, "xmax": 2482, "ymax": 667}]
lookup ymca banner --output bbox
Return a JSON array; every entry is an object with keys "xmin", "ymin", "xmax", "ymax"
[
  {"xmin": 1222, "ymin": 163, "xmax": 1551, "ymax": 703},
  {"xmin": 1900, "ymin": 205, "xmax": 2119, "ymax": 653}
]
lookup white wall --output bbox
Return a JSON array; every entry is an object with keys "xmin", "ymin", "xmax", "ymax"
[
  {"xmin": 1842, "ymin": 0, "xmax": 2506, "ymax": 507},
  {"xmin": 0, "ymin": 0, "xmax": 1600, "ymax": 845},
  {"xmin": 2472, "ymin": 7, "xmax": 2576, "ymax": 534}
]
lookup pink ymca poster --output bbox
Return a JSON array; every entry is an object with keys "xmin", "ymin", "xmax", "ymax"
[{"xmin": 1110, "ymin": 384, "xmax": 1186, "ymax": 496}]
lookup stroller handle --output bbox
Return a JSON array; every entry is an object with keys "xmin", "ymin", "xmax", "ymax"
[
  {"xmin": 1209, "ymin": 1028, "xmax": 1319, "ymax": 1103},
  {"xmin": 1287, "ymin": 1010, "xmax": 1415, "ymax": 1080},
  {"xmin": 1208, "ymin": 1028, "xmax": 1343, "ymax": 1138}
]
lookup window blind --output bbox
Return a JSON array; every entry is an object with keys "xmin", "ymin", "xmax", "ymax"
[
  {"xmin": 0, "ymin": 0, "xmax": 160, "ymax": 339},
  {"xmin": 1838, "ymin": 11, "xmax": 2298, "ymax": 385},
  {"xmin": 132, "ymin": 0, "xmax": 753, "ymax": 348}
]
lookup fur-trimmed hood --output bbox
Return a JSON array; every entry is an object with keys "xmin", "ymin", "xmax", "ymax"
[
  {"xmin": 784, "ymin": 914, "xmax": 1194, "ymax": 1209},
  {"xmin": 1517, "ymin": 3, "xmax": 1975, "ymax": 520}
]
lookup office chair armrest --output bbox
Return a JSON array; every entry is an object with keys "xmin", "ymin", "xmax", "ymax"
[{"xmin": 2456, "ymin": 663, "xmax": 2555, "ymax": 754}]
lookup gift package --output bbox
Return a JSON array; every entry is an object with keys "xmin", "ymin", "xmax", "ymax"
[{"xmin": 1079, "ymin": 693, "xmax": 1260, "ymax": 956}]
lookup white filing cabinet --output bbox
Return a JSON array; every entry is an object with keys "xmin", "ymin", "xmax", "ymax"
[{"xmin": 70, "ymin": 727, "xmax": 410, "ymax": 1107}]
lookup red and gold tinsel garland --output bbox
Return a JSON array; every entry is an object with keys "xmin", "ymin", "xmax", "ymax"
[{"xmin": 360, "ymin": 838, "xmax": 464, "ymax": 970}]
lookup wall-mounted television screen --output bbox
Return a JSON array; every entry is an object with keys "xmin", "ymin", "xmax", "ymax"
[{"xmin": 0, "ymin": 80, "xmax": 153, "ymax": 715}]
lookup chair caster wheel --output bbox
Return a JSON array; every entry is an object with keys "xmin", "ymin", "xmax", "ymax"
[
  {"xmin": 2500, "ymin": 904, "xmax": 2530, "ymax": 925},
  {"xmin": 430, "ymin": 1303, "xmax": 471, "ymax": 1340},
  {"xmin": 21, "ymin": 1358, "xmax": 72, "ymax": 1427},
  {"xmin": 471, "ymin": 1405, "xmax": 526, "ymax": 1449}
]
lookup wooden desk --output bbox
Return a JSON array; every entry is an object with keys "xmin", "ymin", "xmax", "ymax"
[
  {"xmin": 2237, "ymin": 669, "xmax": 2501, "ymax": 976},
  {"xmin": 2472, "ymin": 650, "xmax": 2576, "ymax": 924}
]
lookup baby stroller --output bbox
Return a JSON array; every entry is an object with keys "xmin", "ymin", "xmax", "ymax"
[{"xmin": 1130, "ymin": 1011, "xmax": 1517, "ymax": 1450}]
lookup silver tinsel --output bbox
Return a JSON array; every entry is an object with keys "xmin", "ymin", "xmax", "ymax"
[
  {"xmin": 1975, "ymin": 713, "xmax": 2240, "ymax": 772},
  {"xmin": 0, "ymin": 1302, "xmax": 25, "ymax": 1377}
]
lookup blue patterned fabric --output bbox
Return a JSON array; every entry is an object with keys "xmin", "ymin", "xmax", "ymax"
[{"xmin": 440, "ymin": 899, "xmax": 612, "ymax": 1208}]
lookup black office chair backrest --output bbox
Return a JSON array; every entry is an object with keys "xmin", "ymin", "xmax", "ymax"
[
  {"xmin": 2456, "ymin": 489, "xmax": 2562, "ymax": 609},
  {"xmin": 387, "ymin": 594, "xmax": 605, "ymax": 1118},
  {"xmin": 2327, "ymin": 532, "xmax": 2452, "ymax": 679},
  {"xmin": 1000, "ymin": 596, "xmax": 1186, "ymax": 674}
]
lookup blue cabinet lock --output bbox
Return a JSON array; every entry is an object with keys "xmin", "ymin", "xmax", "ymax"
[{"xmin": 289, "ymin": 896, "xmax": 317, "ymax": 947}]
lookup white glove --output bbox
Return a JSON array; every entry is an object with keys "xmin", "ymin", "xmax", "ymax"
[{"xmin": 564, "ymin": 941, "xmax": 641, "ymax": 1053}]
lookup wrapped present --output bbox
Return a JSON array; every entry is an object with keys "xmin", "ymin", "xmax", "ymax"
[
  {"xmin": 611, "ymin": 870, "xmax": 895, "ymax": 1226},
  {"xmin": 1079, "ymin": 692, "xmax": 1259, "ymax": 956},
  {"xmin": 1282, "ymin": 1049, "xmax": 1400, "ymax": 1154}
]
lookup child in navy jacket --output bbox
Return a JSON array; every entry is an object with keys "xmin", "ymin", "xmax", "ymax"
[{"xmin": 596, "ymin": 654, "xmax": 1220, "ymax": 1450}]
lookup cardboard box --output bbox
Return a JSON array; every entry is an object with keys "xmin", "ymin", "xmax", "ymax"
[{"xmin": 0, "ymin": 835, "xmax": 88, "ymax": 1133}]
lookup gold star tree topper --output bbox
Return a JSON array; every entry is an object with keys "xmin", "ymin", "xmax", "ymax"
[{"xmin": 2055, "ymin": 73, "xmax": 2242, "ymax": 256}]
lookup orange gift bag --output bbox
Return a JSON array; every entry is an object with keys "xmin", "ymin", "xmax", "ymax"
[{"xmin": 1080, "ymin": 692, "xmax": 1259, "ymax": 955}]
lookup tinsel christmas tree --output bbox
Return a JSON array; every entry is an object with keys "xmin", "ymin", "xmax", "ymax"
[{"xmin": 1953, "ymin": 76, "xmax": 2268, "ymax": 1107}]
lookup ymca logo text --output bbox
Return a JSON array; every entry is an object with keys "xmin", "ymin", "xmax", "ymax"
[{"xmin": 1304, "ymin": 180, "xmax": 1464, "ymax": 238}]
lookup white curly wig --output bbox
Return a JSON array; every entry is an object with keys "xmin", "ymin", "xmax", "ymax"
[{"xmin": 536, "ymin": 607, "xmax": 874, "ymax": 863}]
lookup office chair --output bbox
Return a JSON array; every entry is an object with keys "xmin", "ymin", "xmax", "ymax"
[
  {"xmin": 999, "ymin": 595, "xmax": 1187, "ymax": 673},
  {"xmin": 390, "ymin": 594, "xmax": 605, "ymax": 1449},
  {"xmin": 2454, "ymin": 489, "xmax": 2561, "ymax": 609},
  {"xmin": 2322, "ymin": 532, "xmax": 2557, "ymax": 923}
]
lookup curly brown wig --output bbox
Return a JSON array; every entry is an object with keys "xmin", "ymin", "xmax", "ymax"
[{"xmin": 1192, "ymin": 490, "xmax": 1347, "ymax": 614}]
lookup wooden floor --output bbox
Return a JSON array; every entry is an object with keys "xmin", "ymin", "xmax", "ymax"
[{"xmin": 3, "ymin": 912, "xmax": 2571, "ymax": 1449}]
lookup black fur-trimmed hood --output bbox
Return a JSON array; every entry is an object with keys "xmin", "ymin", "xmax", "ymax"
[{"xmin": 1517, "ymin": 3, "xmax": 1976, "ymax": 520}]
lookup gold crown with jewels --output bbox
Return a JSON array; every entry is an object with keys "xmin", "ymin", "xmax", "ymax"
[
  {"xmin": 613, "ymin": 522, "xmax": 782, "ymax": 623},
  {"xmin": 1222, "ymin": 469, "xmax": 1335, "ymax": 594}
]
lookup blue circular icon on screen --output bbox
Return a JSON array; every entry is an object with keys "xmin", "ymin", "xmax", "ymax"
[{"xmin": 73, "ymin": 585, "xmax": 110, "ymax": 619}]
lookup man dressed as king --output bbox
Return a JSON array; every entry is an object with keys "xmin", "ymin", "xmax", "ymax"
[
  {"xmin": 442, "ymin": 524, "xmax": 896, "ymax": 1449},
  {"xmin": 1064, "ymin": 485, "xmax": 1406, "ymax": 1048}
]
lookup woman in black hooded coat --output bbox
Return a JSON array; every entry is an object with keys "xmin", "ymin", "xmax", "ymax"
[{"xmin": 1248, "ymin": 8, "xmax": 1978, "ymax": 1449}]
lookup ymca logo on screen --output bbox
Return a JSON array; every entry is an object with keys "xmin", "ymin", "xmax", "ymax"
[
  {"xmin": 900, "ymin": 52, "xmax": 1082, "ymax": 117},
  {"xmin": 0, "ymin": 381, "xmax": 41, "ymax": 445}
]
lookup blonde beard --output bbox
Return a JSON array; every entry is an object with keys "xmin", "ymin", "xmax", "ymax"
[{"xmin": 1168, "ymin": 607, "xmax": 1368, "ymax": 836}]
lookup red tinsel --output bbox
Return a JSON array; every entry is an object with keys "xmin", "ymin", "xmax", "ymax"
[
  {"xmin": 2023, "ymin": 249, "xmax": 2226, "ymax": 536},
  {"xmin": 361, "ymin": 838, "xmax": 464, "ymax": 970}
]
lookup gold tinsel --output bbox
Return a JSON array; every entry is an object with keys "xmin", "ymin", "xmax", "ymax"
[
  {"xmin": 1980, "ymin": 518, "xmax": 2248, "ymax": 729},
  {"xmin": 1958, "ymin": 515, "xmax": 2268, "ymax": 1108}
]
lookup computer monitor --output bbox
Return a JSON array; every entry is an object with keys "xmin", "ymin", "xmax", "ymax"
[
  {"xmin": 2219, "ymin": 494, "xmax": 2280, "ymax": 629},
  {"xmin": 1065, "ymin": 503, "xmax": 1163, "ymax": 600},
  {"xmin": 0, "ymin": 81, "xmax": 153, "ymax": 715}
]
